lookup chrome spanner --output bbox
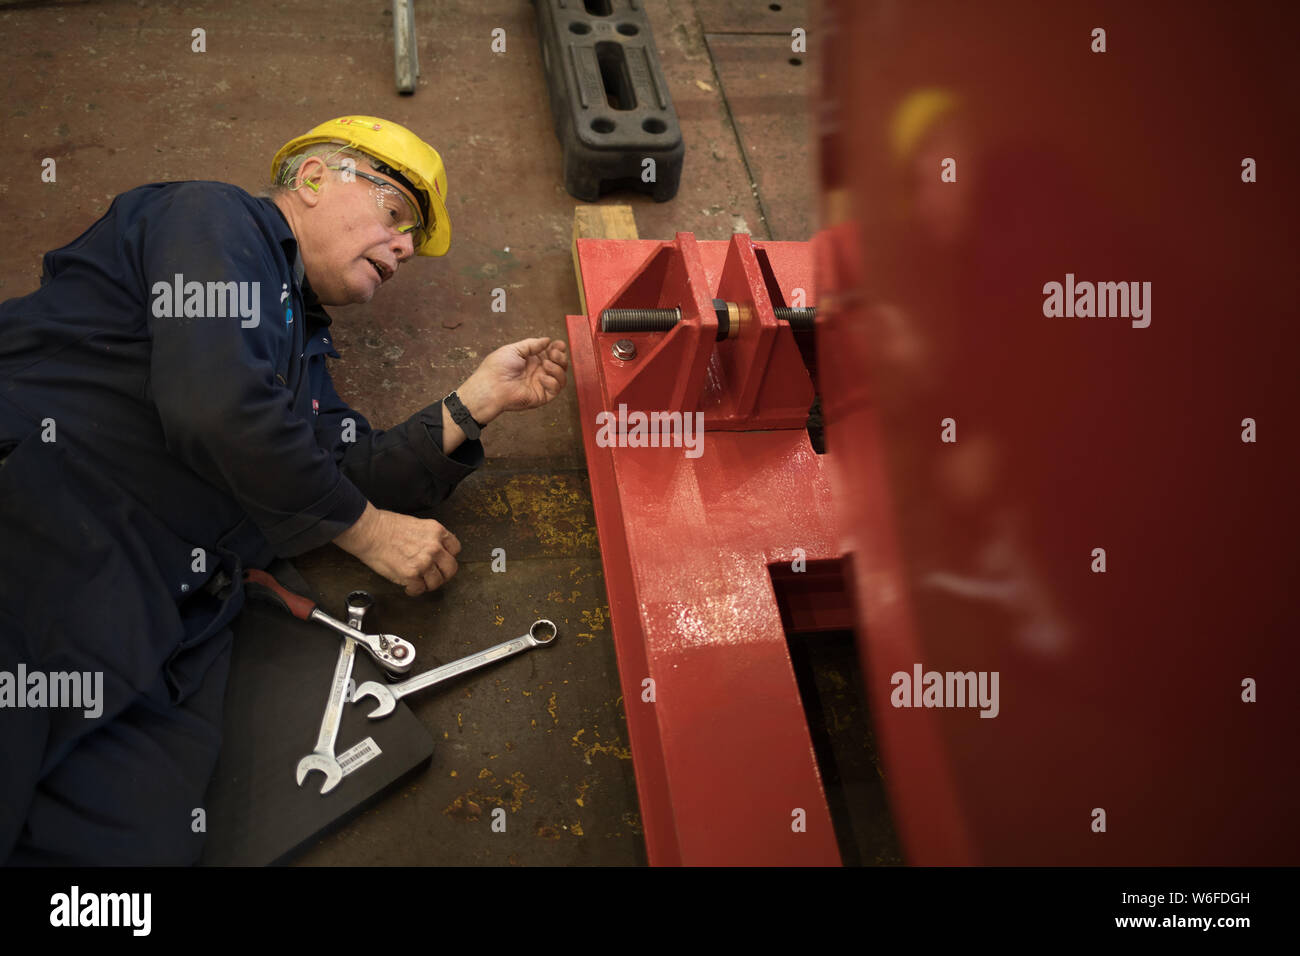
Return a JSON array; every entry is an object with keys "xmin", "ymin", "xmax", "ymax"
[
  {"xmin": 243, "ymin": 568, "xmax": 415, "ymax": 675},
  {"xmin": 354, "ymin": 619, "xmax": 558, "ymax": 719},
  {"xmin": 296, "ymin": 590, "xmax": 372, "ymax": 794}
]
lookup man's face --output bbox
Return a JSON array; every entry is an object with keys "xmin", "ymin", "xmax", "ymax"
[{"xmin": 290, "ymin": 156, "xmax": 421, "ymax": 306}]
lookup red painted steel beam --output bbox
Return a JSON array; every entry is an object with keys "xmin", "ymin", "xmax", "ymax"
[{"xmin": 568, "ymin": 234, "xmax": 841, "ymax": 865}]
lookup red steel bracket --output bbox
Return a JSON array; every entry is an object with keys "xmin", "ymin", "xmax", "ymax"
[{"xmin": 568, "ymin": 232, "xmax": 842, "ymax": 865}]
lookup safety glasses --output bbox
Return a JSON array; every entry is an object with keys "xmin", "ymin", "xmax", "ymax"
[{"xmin": 326, "ymin": 163, "xmax": 427, "ymax": 249}]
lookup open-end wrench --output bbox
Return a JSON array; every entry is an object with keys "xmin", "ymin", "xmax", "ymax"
[
  {"xmin": 296, "ymin": 590, "xmax": 372, "ymax": 794},
  {"xmin": 354, "ymin": 620, "xmax": 558, "ymax": 719},
  {"xmin": 243, "ymin": 569, "xmax": 415, "ymax": 676}
]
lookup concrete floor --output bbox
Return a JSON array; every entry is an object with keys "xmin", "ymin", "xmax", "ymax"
[{"xmin": 0, "ymin": 0, "xmax": 895, "ymax": 866}]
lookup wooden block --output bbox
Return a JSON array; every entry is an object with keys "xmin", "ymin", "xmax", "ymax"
[{"xmin": 571, "ymin": 205, "xmax": 639, "ymax": 317}]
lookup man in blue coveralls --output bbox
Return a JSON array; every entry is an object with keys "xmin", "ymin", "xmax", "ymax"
[{"xmin": 0, "ymin": 115, "xmax": 569, "ymax": 864}]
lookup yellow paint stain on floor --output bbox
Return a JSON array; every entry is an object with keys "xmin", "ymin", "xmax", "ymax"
[
  {"xmin": 575, "ymin": 632, "xmax": 596, "ymax": 646},
  {"xmin": 456, "ymin": 713, "xmax": 463, "ymax": 728},
  {"xmin": 570, "ymin": 728, "xmax": 631, "ymax": 765},
  {"xmin": 547, "ymin": 691, "xmax": 558, "ymax": 724},
  {"xmin": 470, "ymin": 486, "xmax": 511, "ymax": 519},
  {"xmin": 567, "ymin": 566, "xmax": 595, "ymax": 589},
  {"xmin": 502, "ymin": 475, "xmax": 597, "ymax": 554},
  {"xmin": 478, "ymin": 768, "xmax": 493, "ymax": 780},
  {"xmin": 443, "ymin": 793, "xmax": 484, "ymax": 822},
  {"xmin": 494, "ymin": 614, "xmax": 504, "ymax": 627},
  {"xmin": 575, "ymin": 779, "xmax": 591, "ymax": 807},
  {"xmin": 500, "ymin": 772, "xmax": 529, "ymax": 813},
  {"xmin": 571, "ymin": 821, "xmax": 585, "ymax": 836},
  {"xmin": 581, "ymin": 605, "xmax": 610, "ymax": 632},
  {"xmin": 443, "ymin": 770, "xmax": 531, "ymax": 822},
  {"xmin": 583, "ymin": 739, "xmax": 631, "ymax": 764}
]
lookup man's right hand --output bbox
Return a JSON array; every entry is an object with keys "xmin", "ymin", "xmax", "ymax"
[{"xmin": 333, "ymin": 502, "xmax": 461, "ymax": 596}]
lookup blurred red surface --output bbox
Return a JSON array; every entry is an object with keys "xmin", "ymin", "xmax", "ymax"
[{"xmin": 815, "ymin": 0, "xmax": 1300, "ymax": 864}]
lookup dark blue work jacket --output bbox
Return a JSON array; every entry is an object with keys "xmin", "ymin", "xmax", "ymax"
[{"xmin": 0, "ymin": 181, "xmax": 479, "ymax": 755}]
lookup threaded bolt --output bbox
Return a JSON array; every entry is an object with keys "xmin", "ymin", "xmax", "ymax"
[
  {"xmin": 599, "ymin": 303, "xmax": 815, "ymax": 335},
  {"xmin": 601, "ymin": 308, "xmax": 682, "ymax": 333},
  {"xmin": 774, "ymin": 307, "xmax": 816, "ymax": 329}
]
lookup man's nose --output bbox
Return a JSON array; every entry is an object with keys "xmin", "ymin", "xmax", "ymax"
[{"xmin": 391, "ymin": 232, "xmax": 415, "ymax": 263}]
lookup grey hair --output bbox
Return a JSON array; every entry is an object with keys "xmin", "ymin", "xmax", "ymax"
[{"xmin": 267, "ymin": 143, "xmax": 375, "ymax": 197}]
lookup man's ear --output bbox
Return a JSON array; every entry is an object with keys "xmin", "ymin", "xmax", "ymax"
[{"xmin": 296, "ymin": 157, "xmax": 327, "ymax": 206}]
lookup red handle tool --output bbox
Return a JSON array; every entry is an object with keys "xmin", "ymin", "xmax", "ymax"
[{"xmin": 243, "ymin": 568, "xmax": 319, "ymax": 621}]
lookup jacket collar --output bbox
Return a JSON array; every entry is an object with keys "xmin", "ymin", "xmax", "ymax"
[{"xmin": 261, "ymin": 195, "xmax": 332, "ymax": 329}]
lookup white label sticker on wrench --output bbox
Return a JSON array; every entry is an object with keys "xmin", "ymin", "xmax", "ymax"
[{"xmin": 338, "ymin": 737, "xmax": 382, "ymax": 777}]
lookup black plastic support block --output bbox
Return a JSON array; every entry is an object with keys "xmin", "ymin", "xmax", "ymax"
[{"xmin": 533, "ymin": 0, "xmax": 685, "ymax": 202}]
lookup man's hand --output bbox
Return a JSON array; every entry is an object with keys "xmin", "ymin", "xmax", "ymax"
[
  {"xmin": 458, "ymin": 337, "xmax": 568, "ymax": 421},
  {"xmin": 333, "ymin": 502, "xmax": 460, "ymax": 596}
]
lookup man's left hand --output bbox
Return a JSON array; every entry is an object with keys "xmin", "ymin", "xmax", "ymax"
[{"xmin": 460, "ymin": 337, "xmax": 569, "ymax": 422}]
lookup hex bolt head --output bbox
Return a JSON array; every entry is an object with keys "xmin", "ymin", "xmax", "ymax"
[{"xmin": 612, "ymin": 338, "xmax": 637, "ymax": 361}]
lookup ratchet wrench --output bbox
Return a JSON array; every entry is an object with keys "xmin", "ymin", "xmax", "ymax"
[
  {"xmin": 353, "ymin": 619, "xmax": 558, "ymax": 719},
  {"xmin": 243, "ymin": 568, "xmax": 415, "ymax": 676}
]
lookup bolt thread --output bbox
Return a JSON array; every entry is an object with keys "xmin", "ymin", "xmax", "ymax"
[
  {"xmin": 600, "ymin": 308, "xmax": 681, "ymax": 333},
  {"xmin": 774, "ymin": 307, "xmax": 817, "ymax": 328},
  {"xmin": 600, "ymin": 305, "xmax": 815, "ymax": 331}
]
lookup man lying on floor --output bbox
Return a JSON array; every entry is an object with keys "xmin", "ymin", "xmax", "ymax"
[{"xmin": 0, "ymin": 115, "xmax": 568, "ymax": 864}]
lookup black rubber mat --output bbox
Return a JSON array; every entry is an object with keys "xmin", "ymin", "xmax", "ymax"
[{"xmin": 200, "ymin": 562, "xmax": 434, "ymax": 866}]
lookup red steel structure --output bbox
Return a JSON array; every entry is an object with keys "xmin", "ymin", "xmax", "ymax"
[
  {"xmin": 569, "ymin": 1, "xmax": 1298, "ymax": 866},
  {"xmin": 568, "ymin": 234, "xmax": 842, "ymax": 865}
]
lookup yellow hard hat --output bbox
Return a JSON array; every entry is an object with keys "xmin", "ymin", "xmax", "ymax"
[
  {"xmin": 271, "ymin": 115, "xmax": 451, "ymax": 257},
  {"xmin": 889, "ymin": 89, "xmax": 958, "ymax": 165}
]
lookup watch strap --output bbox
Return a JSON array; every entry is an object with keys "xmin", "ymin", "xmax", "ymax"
[{"xmin": 445, "ymin": 391, "xmax": 483, "ymax": 441}]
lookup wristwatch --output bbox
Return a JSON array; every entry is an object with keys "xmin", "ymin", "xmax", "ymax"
[{"xmin": 444, "ymin": 390, "xmax": 484, "ymax": 441}]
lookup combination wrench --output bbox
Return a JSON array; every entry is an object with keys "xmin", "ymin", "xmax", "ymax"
[
  {"xmin": 296, "ymin": 590, "xmax": 372, "ymax": 795},
  {"xmin": 353, "ymin": 619, "xmax": 558, "ymax": 719},
  {"xmin": 243, "ymin": 568, "xmax": 415, "ymax": 676}
]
